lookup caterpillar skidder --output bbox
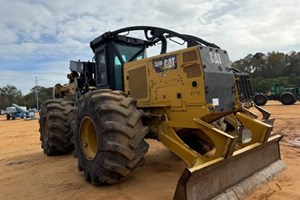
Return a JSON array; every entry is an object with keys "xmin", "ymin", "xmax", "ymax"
[{"xmin": 39, "ymin": 26, "xmax": 286, "ymax": 200}]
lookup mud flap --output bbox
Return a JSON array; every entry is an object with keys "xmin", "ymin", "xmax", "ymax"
[{"xmin": 174, "ymin": 134, "xmax": 286, "ymax": 200}]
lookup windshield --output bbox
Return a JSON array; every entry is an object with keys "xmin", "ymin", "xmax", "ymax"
[
  {"xmin": 113, "ymin": 43, "xmax": 145, "ymax": 90},
  {"xmin": 115, "ymin": 43, "xmax": 145, "ymax": 62}
]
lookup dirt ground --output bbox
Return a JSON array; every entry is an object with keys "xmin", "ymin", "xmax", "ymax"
[{"xmin": 0, "ymin": 101, "xmax": 299, "ymax": 200}]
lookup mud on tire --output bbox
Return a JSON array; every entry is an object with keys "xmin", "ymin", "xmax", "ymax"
[
  {"xmin": 75, "ymin": 90, "xmax": 149, "ymax": 185},
  {"xmin": 39, "ymin": 99, "xmax": 75, "ymax": 155}
]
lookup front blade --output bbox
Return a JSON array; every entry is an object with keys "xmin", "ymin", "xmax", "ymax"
[{"xmin": 174, "ymin": 134, "xmax": 286, "ymax": 200}]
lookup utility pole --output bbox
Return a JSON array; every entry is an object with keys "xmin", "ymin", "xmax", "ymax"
[{"xmin": 35, "ymin": 76, "xmax": 39, "ymax": 111}]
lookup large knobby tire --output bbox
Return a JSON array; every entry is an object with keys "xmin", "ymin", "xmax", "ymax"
[
  {"xmin": 75, "ymin": 90, "xmax": 149, "ymax": 185},
  {"xmin": 253, "ymin": 94, "xmax": 267, "ymax": 106},
  {"xmin": 280, "ymin": 92, "xmax": 296, "ymax": 105},
  {"xmin": 39, "ymin": 99, "xmax": 75, "ymax": 155}
]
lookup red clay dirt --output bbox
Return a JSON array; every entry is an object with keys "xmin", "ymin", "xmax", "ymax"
[{"xmin": 0, "ymin": 101, "xmax": 299, "ymax": 200}]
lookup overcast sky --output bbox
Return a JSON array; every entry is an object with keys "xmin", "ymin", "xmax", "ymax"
[{"xmin": 0, "ymin": 0, "xmax": 299, "ymax": 95}]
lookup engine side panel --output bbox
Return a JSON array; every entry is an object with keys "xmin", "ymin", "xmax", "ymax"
[{"xmin": 124, "ymin": 45, "xmax": 240, "ymax": 121}]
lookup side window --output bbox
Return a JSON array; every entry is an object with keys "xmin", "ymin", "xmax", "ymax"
[
  {"xmin": 114, "ymin": 55, "xmax": 126, "ymax": 90},
  {"xmin": 96, "ymin": 49, "xmax": 107, "ymax": 86}
]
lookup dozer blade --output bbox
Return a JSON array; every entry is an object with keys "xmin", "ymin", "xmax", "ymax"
[{"xmin": 174, "ymin": 134, "xmax": 286, "ymax": 200}]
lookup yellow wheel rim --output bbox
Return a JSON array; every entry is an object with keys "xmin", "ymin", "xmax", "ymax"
[
  {"xmin": 80, "ymin": 117, "xmax": 98, "ymax": 160},
  {"xmin": 42, "ymin": 116, "xmax": 48, "ymax": 139}
]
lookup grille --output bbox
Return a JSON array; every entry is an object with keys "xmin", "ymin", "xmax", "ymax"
[{"xmin": 128, "ymin": 66, "xmax": 148, "ymax": 99}]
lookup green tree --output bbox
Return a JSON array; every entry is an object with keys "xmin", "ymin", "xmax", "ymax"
[
  {"xmin": 0, "ymin": 85, "xmax": 54, "ymax": 110},
  {"xmin": 232, "ymin": 53, "xmax": 267, "ymax": 78},
  {"xmin": 23, "ymin": 92, "xmax": 36, "ymax": 109},
  {"xmin": 0, "ymin": 84, "xmax": 22, "ymax": 97},
  {"xmin": 233, "ymin": 51, "xmax": 300, "ymax": 93},
  {"xmin": 38, "ymin": 87, "xmax": 53, "ymax": 108},
  {"xmin": 233, "ymin": 51, "xmax": 300, "ymax": 78},
  {"xmin": 288, "ymin": 51, "xmax": 300, "ymax": 76},
  {"xmin": 23, "ymin": 86, "xmax": 53, "ymax": 109},
  {"xmin": 265, "ymin": 52, "xmax": 285, "ymax": 78},
  {"xmin": 0, "ymin": 84, "xmax": 22, "ymax": 109}
]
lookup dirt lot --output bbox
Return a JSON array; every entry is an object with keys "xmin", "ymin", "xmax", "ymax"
[{"xmin": 0, "ymin": 101, "xmax": 299, "ymax": 200}]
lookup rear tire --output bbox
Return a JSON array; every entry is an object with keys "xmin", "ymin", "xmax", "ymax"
[
  {"xmin": 75, "ymin": 90, "xmax": 149, "ymax": 185},
  {"xmin": 280, "ymin": 92, "xmax": 296, "ymax": 105},
  {"xmin": 6, "ymin": 114, "xmax": 10, "ymax": 120},
  {"xmin": 253, "ymin": 94, "xmax": 267, "ymax": 106},
  {"xmin": 39, "ymin": 99, "xmax": 75, "ymax": 155}
]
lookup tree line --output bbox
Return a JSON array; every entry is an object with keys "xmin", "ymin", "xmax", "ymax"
[
  {"xmin": 0, "ymin": 85, "xmax": 52, "ymax": 110},
  {"xmin": 232, "ymin": 51, "xmax": 300, "ymax": 93}
]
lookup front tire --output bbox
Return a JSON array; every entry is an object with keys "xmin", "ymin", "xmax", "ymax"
[
  {"xmin": 39, "ymin": 99, "xmax": 75, "ymax": 155},
  {"xmin": 75, "ymin": 90, "xmax": 149, "ymax": 185},
  {"xmin": 253, "ymin": 94, "xmax": 267, "ymax": 106}
]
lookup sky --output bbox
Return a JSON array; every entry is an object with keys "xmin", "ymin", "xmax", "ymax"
[{"xmin": 0, "ymin": 0, "xmax": 299, "ymax": 95}]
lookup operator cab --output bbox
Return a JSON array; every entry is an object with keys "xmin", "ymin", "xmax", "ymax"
[
  {"xmin": 90, "ymin": 34, "xmax": 148, "ymax": 90},
  {"xmin": 89, "ymin": 26, "xmax": 220, "ymax": 92}
]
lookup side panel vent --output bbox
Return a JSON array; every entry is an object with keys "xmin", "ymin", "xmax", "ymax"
[
  {"xmin": 128, "ymin": 66, "xmax": 148, "ymax": 99},
  {"xmin": 183, "ymin": 50, "xmax": 201, "ymax": 78},
  {"xmin": 183, "ymin": 64, "xmax": 201, "ymax": 78},
  {"xmin": 183, "ymin": 50, "xmax": 198, "ymax": 63}
]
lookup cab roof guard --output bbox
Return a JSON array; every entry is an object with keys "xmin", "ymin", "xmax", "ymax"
[{"xmin": 90, "ymin": 26, "xmax": 220, "ymax": 54}]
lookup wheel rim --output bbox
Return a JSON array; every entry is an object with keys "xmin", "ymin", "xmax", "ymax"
[
  {"xmin": 257, "ymin": 97, "xmax": 263, "ymax": 103},
  {"xmin": 80, "ymin": 116, "xmax": 98, "ymax": 160},
  {"xmin": 42, "ymin": 116, "xmax": 48, "ymax": 139}
]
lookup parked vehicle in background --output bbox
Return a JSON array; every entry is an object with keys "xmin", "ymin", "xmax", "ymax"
[
  {"xmin": 6, "ymin": 103, "xmax": 35, "ymax": 120},
  {"xmin": 254, "ymin": 84, "xmax": 300, "ymax": 106}
]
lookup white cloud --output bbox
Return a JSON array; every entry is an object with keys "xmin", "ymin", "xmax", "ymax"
[
  {"xmin": 210, "ymin": 0, "xmax": 300, "ymax": 58},
  {"xmin": 0, "ymin": 0, "xmax": 299, "ymax": 94},
  {"xmin": 0, "ymin": 25, "xmax": 19, "ymax": 44},
  {"xmin": 1, "ymin": 60, "xmax": 72, "ymax": 95}
]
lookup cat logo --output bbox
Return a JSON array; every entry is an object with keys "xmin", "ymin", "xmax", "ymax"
[
  {"xmin": 152, "ymin": 55, "xmax": 177, "ymax": 73},
  {"xmin": 209, "ymin": 51, "xmax": 222, "ymax": 64}
]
